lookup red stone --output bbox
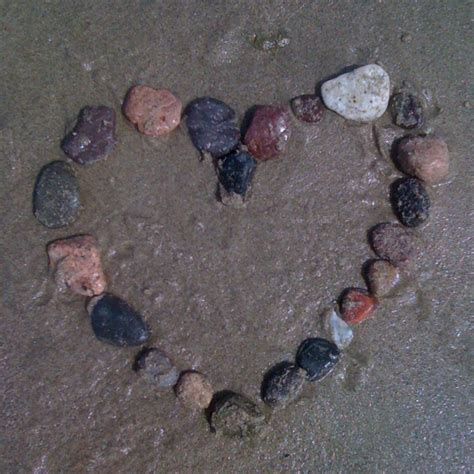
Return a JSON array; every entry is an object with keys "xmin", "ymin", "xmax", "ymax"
[
  {"xmin": 340, "ymin": 289, "xmax": 378, "ymax": 324},
  {"xmin": 243, "ymin": 105, "xmax": 291, "ymax": 160},
  {"xmin": 290, "ymin": 94, "xmax": 324, "ymax": 123}
]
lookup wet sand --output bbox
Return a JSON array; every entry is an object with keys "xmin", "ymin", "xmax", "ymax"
[{"xmin": 1, "ymin": 1, "xmax": 472, "ymax": 472}]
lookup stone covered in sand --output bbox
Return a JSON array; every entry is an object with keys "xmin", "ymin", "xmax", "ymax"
[{"xmin": 174, "ymin": 371, "xmax": 214, "ymax": 409}]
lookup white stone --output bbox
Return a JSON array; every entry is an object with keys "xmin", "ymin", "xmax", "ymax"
[
  {"xmin": 328, "ymin": 309, "xmax": 353, "ymax": 349},
  {"xmin": 321, "ymin": 64, "xmax": 390, "ymax": 122}
]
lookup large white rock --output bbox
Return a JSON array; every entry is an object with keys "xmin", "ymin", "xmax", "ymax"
[{"xmin": 321, "ymin": 64, "xmax": 390, "ymax": 122}]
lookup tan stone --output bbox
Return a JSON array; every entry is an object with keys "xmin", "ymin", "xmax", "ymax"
[{"xmin": 175, "ymin": 371, "xmax": 213, "ymax": 410}]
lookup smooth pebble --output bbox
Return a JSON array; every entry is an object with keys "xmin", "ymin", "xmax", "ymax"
[
  {"xmin": 296, "ymin": 338, "xmax": 340, "ymax": 381},
  {"xmin": 327, "ymin": 309, "xmax": 353, "ymax": 349},
  {"xmin": 366, "ymin": 259, "xmax": 401, "ymax": 297},
  {"xmin": 340, "ymin": 289, "xmax": 378, "ymax": 324},
  {"xmin": 175, "ymin": 371, "xmax": 214, "ymax": 409},
  {"xmin": 261, "ymin": 362, "xmax": 305, "ymax": 408}
]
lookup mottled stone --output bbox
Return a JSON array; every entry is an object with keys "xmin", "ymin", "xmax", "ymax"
[
  {"xmin": 370, "ymin": 223, "xmax": 419, "ymax": 267},
  {"xmin": 321, "ymin": 64, "xmax": 390, "ymax": 122},
  {"xmin": 366, "ymin": 259, "xmax": 401, "ymax": 297},
  {"xmin": 209, "ymin": 392, "xmax": 266, "ymax": 438},
  {"xmin": 295, "ymin": 338, "xmax": 340, "ymax": 381},
  {"xmin": 261, "ymin": 362, "xmax": 305, "ymax": 408},
  {"xmin": 397, "ymin": 135, "xmax": 450, "ymax": 184},
  {"xmin": 61, "ymin": 106, "xmax": 117, "ymax": 164},
  {"xmin": 47, "ymin": 235, "xmax": 106, "ymax": 297},
  {"xmin": 33, "ymin": 161, "xmax": 80, "ymax": 228},
  {"xmin": 134, "ymin": 348, "xmax": 179, "ymax": 388},
  {"xmin": 123, "ymin": 85, "xmax": 182, "ymax": 136},
  {"xmin": 290, "ymin": 94, "xmax": 324, "ymax": 123},
  {"xmin": 243, "ymin": 105, "xmax": 291, "ymax": 160},
  {"xmin": 391, "ymin": 178, "xmax": 431, "ymax": 227},
  {"xmin": 185, "ymin": 97, "xmax": 240, "ymax": 157},
  {"xmin": 218, "ymin": 150, "xmax": 256, "ymax": 204},
  {"xmin": 327, "ymin": 309, "xmax": 353, "ymax": 349},
  {"xmin": 174, "ymin": 371, "xmax": 214, "ymax": 409},
  {"xmin": 340, "ymin": 289, "xmax": 378, "ymax": 324},
  {"xmin": 87, "ymin": 293, "xmax": 150, "ymax": 346},
  {"xmin": 390, "ymin": 92, "xmax": 424, "ymax": 129}
]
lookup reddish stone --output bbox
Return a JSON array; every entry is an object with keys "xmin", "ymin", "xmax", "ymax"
[
  {"xmin": 243, "ymin": 105, "xmax": 291, "ymax": 160},
  {"xmin": 290, "ymin": 94, "xmax": 324, "ymax": 123},
  {"xmin": 340, "ymin": 289, "xmax": 378, "ymax": 324},
  {"xmin": 47, "ymin": 235, "xmax": 106, "ymax": 297},
  {"xmin": 123, "ymin": 85, "xmax": 182, "ymax": 137}
]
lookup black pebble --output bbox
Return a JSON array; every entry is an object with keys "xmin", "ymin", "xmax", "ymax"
[
  {"xmin": 390, "ymin": 92, "xmax": 424, "ymax": 129},
  {"xmin": 33, "ymin": 160, "xmax": 80, "ymax": 228},
  {"xmin": 185, "ymin": 97, "xmax": 240, "ymax": 157},
  {"xmin": 261, "ymin": 361, "xmax": 305, "ymax": 407},
  {"xmin": 296, "ymin": 338, "xmax": 341, "ymax": 381},
  {"xmin": 88, "ymin": 293, "xmax": 150, "ymax": 346},
  {"xmin": 218, "ymin": 150, "xmax": 256, "ymax": 196},
  {"xmin": 62, "ymin": 106, "xmax": 117, "ymax": 164},
  {"xmin": 391, "ymin": 177, "xmax": 430, "ymax": 227}
]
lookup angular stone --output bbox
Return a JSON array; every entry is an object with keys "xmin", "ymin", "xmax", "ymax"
[
  {"xmin": 390, "ymin": 92, "xmax": 424, "ymax": 129},
  {"xmin": 87, "ymin": 293, "xmax": 150, "ymax": 346},
  {"xmin": 327, "ymin": 309, "xmax": 353, "ymax": 349},
  {"xmin": 33, "ymin": 161, "xmax": 80, "ymax": 228},
  {"xmin": 261, "ymin": 362, "xmax": 305, "ymax": 408},
  {"xmin": 47, "ymin": 235, "xmax": 106, "ymax": 297},
  {"xmin": 391, "ymin": 178, "xmax": 430, "ymax": 227},
  {"xmin": 175, "ymin": 371, "xmax": 214, "ymax": 409},
  {"xmin": 61, "ymin": 106, "xmax": 117, "ymax": 165},
  {"xmin": 243, "ymin": 105, "xmax": 291, "ymax": 160},
  {"xmin": 123, "ymin": 85, "xmax": 182, "ymax": 136},
  {"xmin": 295, "ymin": 338, "xmax": 340, "ymax": 381},
  {"xmin": 366, "ymin": 259, "xmax": 401, "ymax": 297},
  {"xmin": 340, "ymin": 289, "xmax": 378, "ymax": 324},
  {"xmin": 397, "ymin": 135, "xmax": 450, "ymax": 184},
  {"xmin": 134, "ymin": 348, "xmax": 179, "ymax": 388},
  {"xmin": 185, "ymin": 97, "xmax": 240, "ymax": 157},
  {"xmin": 209, "ymin": 392, "xmax": 266, "ymax": 438},
  {"xmin": 290, "ymin": 94, "xmax": 324, "ymax": 123},
  {"xmin": 321, "ymin": 64, "xmax": 390, "ymax": 122},
  {"xmin": 218, "ymin": 150, "xmax": 256, "ymax": 199}
]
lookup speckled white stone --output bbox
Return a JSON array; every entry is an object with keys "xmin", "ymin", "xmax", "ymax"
[
  {"xmin": 321, "ymin": 64, "xmax": 390, "ymax": 122},
  {"xmin": 328, "ymin": 309, "xmax": 353, "ymax": 349}
]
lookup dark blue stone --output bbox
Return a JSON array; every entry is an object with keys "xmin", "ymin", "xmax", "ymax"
[
  {"xmin": 88, "ymin": 293, "xmax": 150, "ymax": 347},
  {"xmin": 218, "ymin": 151, "xmax": 256, "ymax": 196},
  {"xmin": 185, "ymin": 97, "xmax": 240, "ymax": 157},
  {"xmin": 296, "ymin": 338, "xmax": 340, "ymax": 381}
]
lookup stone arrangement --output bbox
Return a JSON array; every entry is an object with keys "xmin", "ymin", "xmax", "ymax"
[{"xmin": 32, "ymin": 64, "xmax": 450, "ymax": 439}]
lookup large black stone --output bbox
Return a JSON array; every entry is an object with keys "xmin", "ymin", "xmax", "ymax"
[
  {"xmin": 261, "ymin": 361, "xmax": 305, "ymax": 408},
  {"xmin": 218, "ymin": 150, "xmax": 256, "ymax": 196},
  {"xmin": 296, "ymin": 338, "xmax": 340, "ymax": 381},
  {"xmin": 391, "ymin": 177, "xmax": 430, "ymax": 227}
]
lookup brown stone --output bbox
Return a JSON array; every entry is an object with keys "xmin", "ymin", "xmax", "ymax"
[
  {"xmin": 123, "ymin": 85, "xmax": 182, "ymax": 137},
  {"xmin": 174, "ymin": 371, "xmax": 213, "ymax": 410},
  {"xmin": 47, "ymin": 235, "xmax": 106, "ymax": 297},
  {"xmin": 366, "ymin": 259, "xmax": 400, "ymax": 296},
  {"xmin": 340, "ymin": 289, "xmax": 378, "ymax": 324}
]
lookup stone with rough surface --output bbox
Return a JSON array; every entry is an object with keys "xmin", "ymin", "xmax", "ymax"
[
  {"xmin": 390, "ymin": 91, "xmax": 424, "ymax": 129},
  {"xmin": 366, "ymin": 259, "xmax": 401, "ymax": 297},
  {"xmin": 175, "ymin": 371, "xmax": 214, "ymax": 409},
  {"xmin": 134, "ymin": 348, "xmax": 179, "ymax": 388},
  {"xmin": 391, "ymin": 178, "xmax": 430, "ymax": 227},
  {"xmin": 290, "ymin": 94, "xmax": 324, "ymax": 123}
]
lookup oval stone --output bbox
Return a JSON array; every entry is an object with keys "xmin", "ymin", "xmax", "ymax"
[
  {"xmin": 133, "ymin": 347, "xmax": 179, "ymax": 388},
  {"xmin": 33, "ymin": 161, "xmax": 80, "ymax": 228},
  {"xmin": 261, "ymin": 361, "xmax": 305, "ymax": 408},
  {"xmin": 290, "ymin": 94, "xmax": 324, "ymax": 123},
  {"xmin": 88, "ymin": 293, "xmax": 150, "ymax": 346},
  {"xmin": 391, "ymin": 178, "xmax": 430, "ymax": 227},
  {"xmin": 295, "ymin": 338, "xmax": 340, "ymax": 381},
  {"xmin": 218, "ymin": 150, "xmax": 256, "ymax": 197}
]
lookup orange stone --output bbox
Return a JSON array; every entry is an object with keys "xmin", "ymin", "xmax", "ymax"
[
  {"xmin": 123, "ymin": 85, "xmax": 182, "ymax": 137},
  {"xmin": 340, "ymin": 289, "xmax": 378, "ymax": 324}
]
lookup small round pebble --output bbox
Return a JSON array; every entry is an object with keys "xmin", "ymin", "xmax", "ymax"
[
  {"xmin": 123, "ymin": 85, "xmax": 182, "ymax": 136},
  {"xmin": 218, "ymin": 150, "xmax": 256, "ymax": 199},
  {"xmin": 397, "ymin": 135, "xmax": 450, "ymax": 184},
  {"xmin": 340, "ymin": 289, "xmax": 378, "ymax": 324},
  {"xmin": 400, "ymin": 33, "xmax": 412, "ymax": 43},
  {"xmin": 87, "ymin": 293, "xmax": 150, "ymax": 347},
  {"xmin": 290, "ymin": 94, "xmax": 324, "ymax": 123},
  {"xmin": 33, "ymin": 161, "xmax": 80, "ymax": 228},
  {"xmin": 243, "ymin": 105, "xmax": 291, "ymax": 160},
  {"xmin": 327, "ymin": 309, "xmax": 353, "ymax": 349},
  {"xmin": 391, "ymin": 177, "xmax": 431, "ymax": 227},
  {"xmin": 134, "ymin": 348, "xmax": 179, "ymax": 388},
  {"xmin": 366, "ymin": 259, "xmax": 400, "ymax": 297},
  {"xmin": 370, "ymin": 222, "xmax": 419, "ymax": 267},
  {"xmin": 295, "ymin": 338, "xmax": 340, "ymax": 381},
  {"xmin": 390, "ymin": 92, "xmax": 424, "ymax": 129},
  {"xmin": 61, "ymin": 106, "xmax": 117, "ymax": 165},
  {"xmin": 209, "ymin": 391, "xmax": 266, "ymax": 438},
  {"xmin": 175, "ymin": 371, "xmax": 213, "ymax": 409},
  {"xmin": 261, "ymin": 362, "xmax": 305, "ymax": 408}
]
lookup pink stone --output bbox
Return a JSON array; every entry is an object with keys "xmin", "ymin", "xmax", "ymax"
[
  {"xmin": 47, "ymin": 235, "xmax": 106, "ymax": 297},
  {"xmin": 243, "ymin": 105, "xmax": 291, "ymax": 160},
  {"xmin": 123, "ymin": 85, "xmax": 182, "ymax": 137}
]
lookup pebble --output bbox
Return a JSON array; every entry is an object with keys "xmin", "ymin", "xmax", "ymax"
[
  {"xmin": 209, "ymin": 391, "xmax": 266, "ymax": 438},
  {"xmin": 33, "ymin": 161, "xmax": 80, "ymax": 228},
  {"xmin": 366, "ymin": 259, "xmax": 401, "ymax": 297},
  {"xmin": 327, "ymin": 309, "xmax": 353, "ymax": 349},
  {"xmin": 185, "ymin": 97, "xmax": 240, "ymax": 157},
  {"xmin": 261, "ymin": 362, "xmax": 305, "ymax": 408},
  {"xmin": 390, "ymin": 91, "xmax": 424, "ymax": 129},
  {"xmin": 218, "ymin": 150, "xmax": 256, "ymax": 202},
  {"xmin": 123, "ymin": 85, "xmax": 182, "ymax": 136},
  {"xmin": 321, "ymin": 64, "xmax": 390, "ymax": 122},
  {"xmin": 61, "ymin": 106, "xmax": 117, "ymax": 165},
  {"xmin": 340, "ymin": 289, "xmax": 378, "ymax": 324},
  {"xmin": 391, "ymin": 177, "xmax": 431, "ymax": 227},
  {"xmin": 295, "ymin": 338, "xmax": 341, "ymax": 381},
  {"xmin": 370, "ymin": 222, "xmax": 419, "ymax": 267},
  {"xmin": 174, "ymin": 371, "xmax": 214, "ymax": 409},
  {"xmin": 133, "ymin": 348, "xmax": 179, "ymax": 388},
  {"xmin": 47, "ymin": 235, "xmax": 106, "ymax": 297},
  {"xmin": 290, "ymin": 94, "xmax": 324, "ymax": 123},
  {"xmin": 243, "ymin": 105, "xmax": 291, "ymax": 160},
  {"xmin": 400, "ymin": 33, "xmax": 412, "ymax": 43},
  {"xmin": 87, "ymin": 293, "xmax": 150, "ymax": 346},
  {"xmin": 397, "ymin": 135, "xmax": 450, "ymax": 184}
]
